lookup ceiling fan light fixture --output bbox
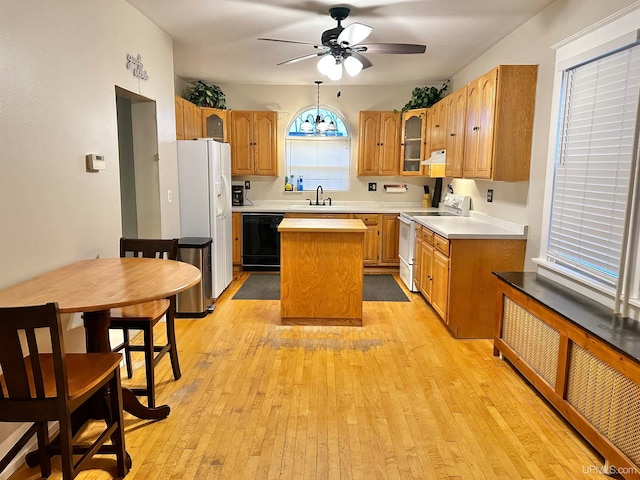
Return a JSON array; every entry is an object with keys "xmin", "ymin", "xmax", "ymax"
[
  {"xmin": 327, "ymin": 59, "xmax": 343, "ymax": 81},
  {"xmin": 344, "ymin": 56, "xmax": 363, "ymax": 77},
  {"xmin": 317, "ymin": 55, "xmax": 336, "ymax": 76}
]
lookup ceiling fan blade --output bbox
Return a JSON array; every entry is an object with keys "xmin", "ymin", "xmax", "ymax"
[
  {"xmin": 357, "ymin": 43, "xmax": 426, "ymax": 54},
  {"xmin": 277, "ymin": 52, "xmax": 328, "ymax": 66},
  {"xmin": 258, "ymin": 37, "xmax": 324, "ymax": 49},
  {"xmin": 337, "ymin": 22, "xmax": 372, "ymax": 46},
  {"xmin": 349, "ymin": 52, "xmax": 372, "ymax": 69}
]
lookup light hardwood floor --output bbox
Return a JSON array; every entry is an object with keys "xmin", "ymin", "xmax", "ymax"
[{"xmin": 7, "ymin": 272, "xmax": 611, "ymax": 479}]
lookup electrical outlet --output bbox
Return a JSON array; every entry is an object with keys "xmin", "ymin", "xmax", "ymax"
[
  {"xmin": 368, "ymin": 182, "xmax": 377, "ymax": 192},
  {"xmin": 245, "ymin": 180, "xmax": 251, "ymax": 190},
  {"xmin": 487, "ymin": 189, "xmax": 493, "ymax": 202}
]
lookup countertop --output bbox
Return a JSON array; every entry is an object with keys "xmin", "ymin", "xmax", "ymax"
[
  {"xmin": 278, "ymin": 218, "xmax": 368, "ymax": 233},
  {"xmin": 495, "ymin": 271, "xmax": 640, "ymax": 363},
  {"xmin": 413, "ymin": 212, "xmax": 527, "ymax": 240},
  {"xmin": 233, "ymin": 201, "xmax": 527, "ymax": 240},
  {"xmin": 233, "ymin": 201, "xmax": 437, "ymax": 215}
]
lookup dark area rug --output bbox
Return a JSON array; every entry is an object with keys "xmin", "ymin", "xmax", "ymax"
[{"xmin": 233, "ymin": 273, "xmax": 409, "ymax": 302}]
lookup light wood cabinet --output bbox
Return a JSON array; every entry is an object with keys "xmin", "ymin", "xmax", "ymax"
[
  {"xmin": 380, "ymin": 214, "xmax": 400, "ymax": 265},
  {"xmin": 415, "ymin": 223, "xmax": 526, "ymax": 338},
  {"xmin": 413, "ymin": 224, "xmax": 422, "ymax": 292},
  {"xmin": 400, "ymin": 109, "xmax": 428, "ymax": 176},
  {"xmin": 419, "ymin": 233, "xmax": 433, "ymax": 303},
  {"xmin": 428, "ymin": 100, "xmax": 447, "ymax": 152},
  {"xmin": 201, "ymin": 108, "xmax": 228, "ymax": 142},
  {"xmin": 232, "ymin": 212, "xmax": 241, "ymax": 265},
  {"xmin": 175, "ymin": 96, "xmax": 202, "ymax": 140},
  {"xmin": 463, "ymin": 65, "xmax": 537, "ymax": 181},
  {"xmin": 230, "ymin": 110, "xmax": 278, "ymax": 176},
  {"xmin": 431, "ymin": 249, "xmax": 449, "ymax": 320},
  {"xmin": 352, "ymin": 213, "xmax": 380, "ymax": 265},
  {"xmin": 444, "ymin": 86, "xmax": 467, "ymax": 178},
  {"xmin": 357, "ymin": 111, "xmax": 400, "ymax": 176},
  {"xmin": 175, "ymin": 96, "xmax": 185, "ymax": 140}
]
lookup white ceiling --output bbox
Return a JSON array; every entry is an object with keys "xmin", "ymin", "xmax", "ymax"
[{"xmin": 125, "ymin": 0, "xmax": 556, "ymax": 86}]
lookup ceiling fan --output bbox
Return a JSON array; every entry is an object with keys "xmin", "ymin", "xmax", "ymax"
[{"xmin": 258, "ymin": 7, "xmax": 426, "ymax": 80}]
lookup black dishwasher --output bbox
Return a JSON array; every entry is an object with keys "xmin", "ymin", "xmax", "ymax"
[{"xmin": 242, "ymin": 213, "xmax": 284, "ymax": 269}]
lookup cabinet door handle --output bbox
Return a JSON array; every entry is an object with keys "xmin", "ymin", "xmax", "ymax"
[
  {"xmin": 450, "ymin": 133, "xmax": 455, "ymax": 137},
  {"xmin": 473, "ymin": 126, "xmax": 479, "ymax": 131},
  {"xmin": 435, "ymin": 124, "xmax": 440, "ymax": 128}
]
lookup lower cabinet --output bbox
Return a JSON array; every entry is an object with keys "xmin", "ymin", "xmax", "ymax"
[
  {"xmin": 232, "ymin": 212, "xmax": 242, "ymax": 265},
  {"xmin": 431, "ymin": 250, "xmax": 449, "ymax": 320},
  {"xmin": 352, "ymin": 214, "xmax": 380, "ymax": 265},
  {"xmin": 380, "ymin": 215, "xmax": 400, "ymax": 265},
  {"xmin": 418, "ymin": 232, "xmax": 432, "ymax": 303},
  {"xmin": 415, "ymin": 223, "xmax": 526, "ymax": 338}
]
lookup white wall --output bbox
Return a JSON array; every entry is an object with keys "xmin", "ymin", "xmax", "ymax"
[
  {"xmin": 447, "ymin": 0, "xmax": 639, "ymax": 269},
  {"xmin": 0, "ymin": 0, "xmax": 179, "ymax": 476},
  {"xmin": 217, "ymin": 83, "xmax": 443, "ymax": 204}
]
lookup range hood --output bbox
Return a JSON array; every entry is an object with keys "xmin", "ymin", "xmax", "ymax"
[{"xmin": 420, "ymin": 149, "xmax": 446, "ymax": 165}]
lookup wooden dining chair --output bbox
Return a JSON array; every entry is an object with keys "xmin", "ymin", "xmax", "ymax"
[
  {"xmin": 0, "ymin": 302, "xmax": 128, "ymax": 479},
  {"xmin": 109, "ymin": 238, "xmax": 181, "ymax": 408}
]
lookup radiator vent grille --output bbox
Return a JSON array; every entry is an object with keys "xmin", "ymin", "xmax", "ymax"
[
  {"xmin": 567, "ymin": 343, "xmax": 640, "ymax": 466},
  {"xmin": 502, "ymin": 297, "xmax": 560, "ymax": 386}
]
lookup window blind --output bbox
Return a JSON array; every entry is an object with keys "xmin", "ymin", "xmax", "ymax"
[
  {"xmin": 547, "ymin": 44, "xmax": 640, "ymax": 286},
  {"xmin": 285, "ymin": 137, "xmax": 351, "ymax": 191}
]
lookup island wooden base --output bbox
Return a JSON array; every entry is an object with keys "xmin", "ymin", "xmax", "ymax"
[{"xmin": 279, "ymin": 219, "xmax": 366, "ymax": 325}]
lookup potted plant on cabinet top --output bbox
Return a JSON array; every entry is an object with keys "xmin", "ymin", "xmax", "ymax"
[
  {"xmin": 401, "ymin": 80, "xmax": 449, "ymax": 111},
  {"xmin": 184, "ymin": 81, "xmax": 226, "ymax": 109}
]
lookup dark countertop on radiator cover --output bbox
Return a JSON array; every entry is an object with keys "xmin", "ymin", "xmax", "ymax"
[{"xmin": 494, "ymin": 271, "xmax": 640, "ymax": 363}]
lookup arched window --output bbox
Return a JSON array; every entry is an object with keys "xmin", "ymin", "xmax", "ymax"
[{"xmin": 285, "ymin": 105, "xmax": 351, "ymax": 191}]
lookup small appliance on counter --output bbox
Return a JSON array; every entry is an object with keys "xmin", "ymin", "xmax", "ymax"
[{"xmin": 232, "ymin": 185, "xmax": 244, "ymax": 206}]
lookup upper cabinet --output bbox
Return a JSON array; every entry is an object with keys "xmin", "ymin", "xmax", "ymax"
[
  {"xmin": 463, "ymin": 65, "xmax": 538, "ymax": 181},
  {"xmin": 428, "ymin": 100, "xmax": 447, "ymax": 152},
  {"xmin": 444, "ymin": 86, "xmax": 467, "ymax": 178},
  {"xmin": 201, "ymin": 108, "xmax": 228, "ymax": 142},
  {"xmin": 357, "ymin": 111, "xmax": 400, "ymax": 176},
  {"xmin": 175, "ymin": 96, "xmax": 202, "ymax": 140},
  {"xmin": 400, "ymin": 109, "xmax": 428, "ymax": 176},
  {"xmin": 230, "ymin": 110, "xmax": 278, "ymax": 176}
]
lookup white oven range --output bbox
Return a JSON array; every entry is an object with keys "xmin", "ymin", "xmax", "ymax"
[{"xmin": 397, "ymin": 194, "xmax": 470, "ymax": 292}]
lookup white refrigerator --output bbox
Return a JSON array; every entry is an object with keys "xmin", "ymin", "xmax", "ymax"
[{"xmin": 177, "ymin": 139, "xmax": 232, "ymax": 300}]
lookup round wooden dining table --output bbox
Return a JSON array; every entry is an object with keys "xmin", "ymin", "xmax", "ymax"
[{"xmin": 0, "ymin": 257, "xmax": 201, "ymax": 420}]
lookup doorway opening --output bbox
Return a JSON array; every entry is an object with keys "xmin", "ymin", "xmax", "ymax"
[{"xmin": 115, "ymin": 86, "xmax": 161, "ymax": 238}]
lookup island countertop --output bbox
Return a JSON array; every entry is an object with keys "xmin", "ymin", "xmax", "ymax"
[{"xmin": 278, "ymin": 217, "xmax": 368, "ymax": 233}]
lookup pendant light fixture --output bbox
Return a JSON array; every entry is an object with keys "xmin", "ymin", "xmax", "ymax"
[{"xmin": 313, "ymin": 80, "xmax": 327, "ymax": 133}]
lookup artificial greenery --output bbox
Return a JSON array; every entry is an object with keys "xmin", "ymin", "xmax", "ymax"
[
  {"xmin": 401, "ymin": 80, "xmax": 450, "ymax": 111},
  {"xmin": 184, "ymin": 80, "xmax": 226, "ymax": 109}
]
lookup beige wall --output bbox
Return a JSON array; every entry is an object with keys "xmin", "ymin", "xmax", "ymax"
[{"xmin": 0, "ymin": 0, "xmax": 178, "ymax": 475}]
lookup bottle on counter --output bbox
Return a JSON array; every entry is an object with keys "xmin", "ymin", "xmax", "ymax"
[{"xmin": 299, "ymin": 175, "xmax": 303, "ymax": 191}]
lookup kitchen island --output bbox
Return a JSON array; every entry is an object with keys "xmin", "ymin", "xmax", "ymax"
[{"xmin": 278, "ymin": 217, "xmax": 367, "ymax": 325}]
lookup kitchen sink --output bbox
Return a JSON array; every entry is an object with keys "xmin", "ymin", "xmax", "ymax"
[{"xmin": 288, "ymin": 204, "xmax": 345, "ymax": 210}]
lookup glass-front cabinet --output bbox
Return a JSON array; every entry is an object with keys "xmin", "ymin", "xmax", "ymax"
[
  {"xmin": 201, "ymin": 107, "xmax": 228, "ymax": 142},
  {"xmin": 400, "ymin": 109, "xmax": 428, "ymax": 176}
]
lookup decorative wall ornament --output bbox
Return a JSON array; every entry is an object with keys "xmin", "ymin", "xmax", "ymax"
[{"xmin": 126, "ymin": 54, "xmax": 148, "ymax": 81}]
